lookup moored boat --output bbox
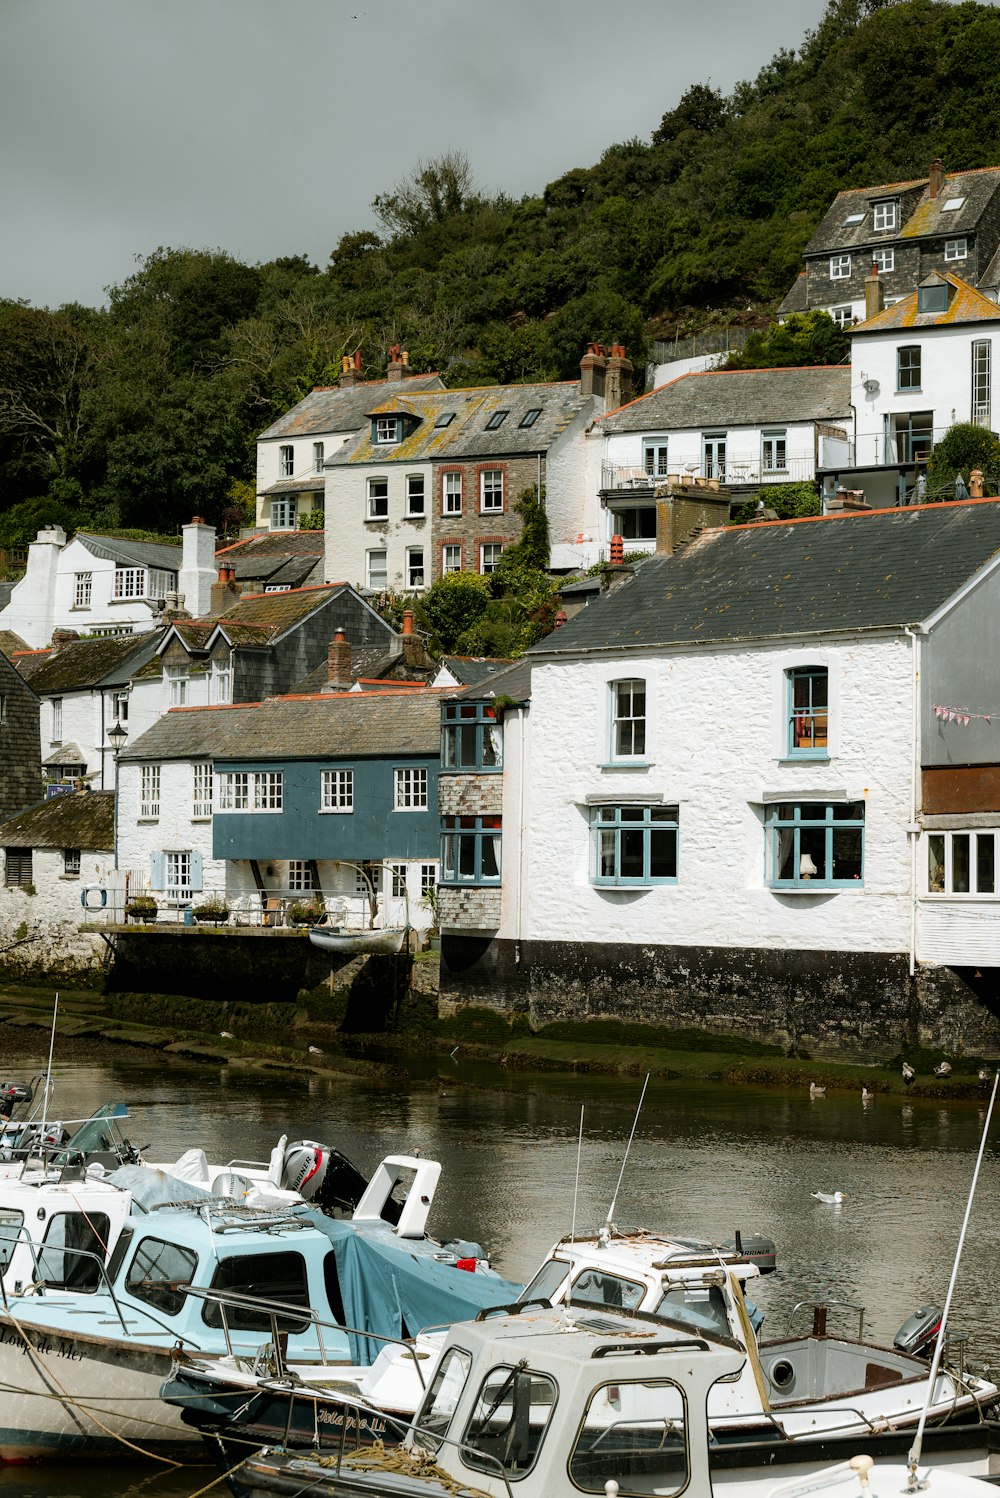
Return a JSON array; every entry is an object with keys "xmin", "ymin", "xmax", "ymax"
[{"xmin": 308, "ymin": 926, "xmax": 407, "ymax": 955}]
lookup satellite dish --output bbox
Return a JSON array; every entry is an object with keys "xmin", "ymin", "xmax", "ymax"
[{"xmin": 863, "ymin": 378, "xmax": 880, "ymax": 397}]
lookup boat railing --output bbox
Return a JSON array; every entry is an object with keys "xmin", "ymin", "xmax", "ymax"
[
  {"xmin": 179, "ymin": 1283, "xmax": 431, "ymax": 1387},
  {"xmin": 0, "ymin": 1224, "xmax": 135, "ymax": 1337},
  {"xmin": 783, "ymin": 1300, "xmax": 865, "ymax": 1340}
]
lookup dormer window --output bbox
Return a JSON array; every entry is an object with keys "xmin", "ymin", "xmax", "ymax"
[
  {"xmin": 375, "ymin": 417, "xmax": 401, "ymax": 445},
  {"xmin": 872, "ymin": 199, "xmax": 898, "ymax": 232},
  {"xmin": 918, "ymin": 282, "xmax": 950, "ymax": 314},
  {"xmin": 485, "ymin": 410, "xmax": 509, "ymax": 430}
]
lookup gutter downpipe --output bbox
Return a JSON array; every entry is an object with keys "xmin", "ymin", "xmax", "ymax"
[
  {"xmin": 515, "ymin": 705, "xmax": 526, "ymax": 964},
  {"xmin": 904, "ymin": 626, "xmax": 920, "ymax": 977}
]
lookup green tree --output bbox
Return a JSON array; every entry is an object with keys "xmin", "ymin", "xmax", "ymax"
[
  {"xmin": 926, "ymin": 423, "xmax": 1000, "ymax": 499},
  {"xmin": 722, "ymin": 312, "xmax": 849, "ymax": 370},
  {"xmin": 372, "ymin": 152, "xmax": 479, "ymax": 239},
  {"xmin": 415, "ymin": 572, "xmax": 492, "ymax": 653},
  {"xmin": 730, "ymin": 481, "xmax": 821, "ymax": 524}
]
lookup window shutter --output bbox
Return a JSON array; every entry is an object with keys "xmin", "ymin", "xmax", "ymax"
[
  {"xmin": 190, "ymin": 851, "xmax": 203, "ymax": 891},
  {"xmin": 149, "ymin": 851, "xmax": 166, "ymax": 891}
]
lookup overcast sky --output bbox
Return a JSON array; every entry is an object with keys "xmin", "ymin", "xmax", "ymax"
[{"xmin": 2, "ymin": 0, "xmax": 829, "ymax": 310}]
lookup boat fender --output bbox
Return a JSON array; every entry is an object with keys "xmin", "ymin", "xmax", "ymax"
[
  {"xmin": 893, "ymin": 1305, "xmax": 943, "ymax": 1359},
  {"xmin": 80, "ymin": 885, "xmax": 108, "ymax": 910}
]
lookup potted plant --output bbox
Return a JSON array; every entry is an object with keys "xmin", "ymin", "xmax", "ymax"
[
  {"xmin": 192, "ymin": 897, "xmax": 228, "ymax": 925},
  {"xmin": 125, "ymin": 895, "xmax": 158, "ymax": 924},
  {"xmin": 287, "ymin": 899, "xmax": 325, "ymax": 927},
  {"xmin": 420, "ymin": 886, "xmax": 440, "ymax": 951}
]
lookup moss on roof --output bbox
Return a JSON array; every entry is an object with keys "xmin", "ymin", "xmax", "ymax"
[
  {"xmin": 0, "ymin": 791, "xmax": 114, "ymax": 851},
  {"xmin": 12, "ymin": 633, "xmax": 163, "ymax": 692}
]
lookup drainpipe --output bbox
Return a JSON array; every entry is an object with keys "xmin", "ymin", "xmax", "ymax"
[
  {"xmin": 515, "ymin": 707, "xmax": 526, "ymax": 963},
  {"xmin": 904, "ymin": 627, "xmax": 921, "ymax": 977}
]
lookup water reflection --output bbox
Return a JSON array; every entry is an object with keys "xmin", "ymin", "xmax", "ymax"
[{"xmin": 1, "ymin": 1032, "xmax": 999, "ymax": 1496}]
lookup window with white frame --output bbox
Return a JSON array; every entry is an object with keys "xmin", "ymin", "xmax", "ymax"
[
  {"xmin": 112, "ymin": 689, "xmax": 129, "ymax": 724},
  {"xmin": 114, "ymin": 567, "xmax": 146, "ymax": 599},
  {"xmin": 480, "ymin": 543, "xmax": 502, "ymax": 574},
  {"xmin": 406, "ymin": 547, "xmax": 424, "ymax": 589},
  {"xmin": 321, "ymin": 769, "xmax": 354, "ymax": 812},
  {"xmin": 211, "ymin": 661, "xmax": 232, "ymax": 704},
  {"xmin": 592, "ymin": 804, "xmax": 679, "ymax": 886},
  {"xmin": 218, "ymin": 772, "xmax": 248, "ymax": 810},
  {"xmin": 92, "ymin": 625, "xmax": 134, "ymax": 637},
  {"xmin": 279, "ymin": 445, "xmax": 294, "ymax": 477},
  {"xmin": 140, "ymin": 764, "xmax": 161, "ymax": 819},
  {"xmin": 165, "ymin": 851, "xmax": 192, "ymax": 900},
  {"xmin": 253, "ymin": 772, "xmax": 283, "ymax": 810},
  {"xmin": 375, "ymin": 417, "xmax": 401, "ymax": 444},
  {"xmin": 63, "ymin": 848, "xmax": 81, "ymax": 877},
  {"xmin": 927, "ymin": 830, "xmax": 997, "ymax": 895},
  {"xmin": 217, "ymin": 771, "xmax": 282, "ymax": 811},
  {"xmin": 872, "ymin": 199, "xmax": 898, "ymax": 232},
  {"xmin": 271, "ymin": 497, "xmax": 297, "ymax": 530},
  {"xmin": 149, "ymin": 569, "xmax": 173, "ymax": 601},
  {"xmin": 897, "ymin": 344, "xmax": 921, "ymax": 391},
  {"xmin": 643, "ymin": 438, "xmax": 669, "ymax": 478},
  {"xmin": 611, "ymin": 679, "xmax": 646, "ymax": 759},
  {"xmin": 313, "ymin": 441, "xmax": 325, "ymax": 474},
  {"xmin": 192, "ymin": 762, "xmax": 212, "ymax": 819},
  {"xmin": 761, "ymin": 429, "xmax": 787, "ymax": 472},
  {"xmin": 443, "ymin": 473, "xmax": 462, "ymax": 515},
  {"xmin": 442, "ymin": 544, "xmax": 462, "ymax": 574},
  {"xmin": 395, "ymin": 767, "xmax": 428, "ymax": 809},
  {"xmin": 390, "ymin": 863, "xmax": 407, "ymax": 898},
  {"xmin": 367, "ymin": 550, "xmax": 387, "ymax": 590},
  {"xmin": 872, "ymin": 247, "xmax": 894, "ymax": 274},
  {"xmin": 355, "ymin": 861, "xmax": 380, "ymax": 897},
  {"xmin": 972, "ymin": 340, "xmax": 991, "ymax": 427},
  {"xmin": 165, "ymin": 665, "xmax": 188, "ymax": 707},
  {"xmin": 406, "ymin": 474, "xmax": 425, "ymax": 516},
  {"xmin": 367, "ymin": 477, "xmax": 389, "ymax": 519},
  {"xmin": 480, "ymin": 470, "xmax": 503, "ymax": 512},
  {"xmin": 51, "ymin": 698, "xmax": 62, "ymax": 744},
  {"xmin": 288, "ymin": 860, "xmax": 314, "ymax": 891},
  {"xmin": 420, "ymin": 863, "xmax": 436, "ymax": 897},
  {"xmin": 830, "ymin": 254, "xmax": 851, "ymax": 280},
  {"xmin": 829, "ymin": 305, "xmax": 853, "ymax": 329},
  {"xmin": 944, "ymin": 237, "xmax": 968, "ymax": 262},
  {"xmin": 74, "ymin": 572, "xmax": 92, "ymax": 608}
]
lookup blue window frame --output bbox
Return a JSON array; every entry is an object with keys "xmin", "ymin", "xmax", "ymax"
[
  {"xmin": 787, "ymin": 667, "xmax": 828, "ymax": 757},
  {"xmin": 766, "ymin": 802, "xmax": 864, "ymax": 888},
  {"xmin": 441, "ymin": 702, "xmax": 503, "ymax": 772},
  {"xmin": 611, "ymin": 679, "xmax": 646, "ymax": 759},
  {"xmin": 440, "ymin": 816, "xmax": 501, "ymax": 885},
  {"xmin": 593, "ymin": 804, "xmax": 678, "ymax": 886}
]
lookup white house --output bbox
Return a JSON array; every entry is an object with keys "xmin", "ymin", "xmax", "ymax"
[
  {"xmin": 437, "ymin": 498, "xmax": 1000, "ymax": 1055},
  {"xmin": 0, "ymin": 520, "xmax": 217, "ymax": 648}
]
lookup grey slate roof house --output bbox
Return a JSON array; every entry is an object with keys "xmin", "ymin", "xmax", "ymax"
[{"xmin": 0, "ymin": 651, "xmax": 40, "ymax": 823}]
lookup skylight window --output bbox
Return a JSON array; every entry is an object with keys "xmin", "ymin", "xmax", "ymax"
[
  {"xmin": 844, "ymin": 213, "xmax": 864, "ymax": 224},
  {"xmin": 943, "ymin": 197, "xmax": 966, "ymax": 212},
  {"xmin": 519, "ymin": 409, "xmax": 542, "ymax": 429},
  {"xmin": 434, "ymin": 412, "xmax": 456, "ymax": 428},
  {"xmin": 485, "ymin": 410, "xmax": 509, "ymax": 430}
]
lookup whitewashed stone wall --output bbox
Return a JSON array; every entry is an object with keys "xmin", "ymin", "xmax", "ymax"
[
  {"xmin": 117, "ymin": 759, "xmax": 221, "ymax": 899},
  {"xmin": 256, "ymin": 433, "xmax": 351, "ymax": 529},
  {"xmin": 507, "ymin": 634, "xmax": 914, "ymax": 957},
  {"xmin": 324, "ymin": 460, "xmax": 433, "ymax": 593},
  {"xmin": 544, "ymin": 405, "xmax": 603, "ymax": 570},
  {"xmin": 0, "ymin": 845, "xmax": 114, "ymax": 977},
  {"xmin": 0, "ymin": 535, "xmax": 175, "ymax": 647},
  {"xmin": 601, "ymin": 421, "xmax": 829, "ymax": 498}
]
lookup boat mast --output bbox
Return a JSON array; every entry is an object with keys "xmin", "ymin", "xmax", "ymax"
[
  {"xmin": 40, "ymin": 991, "xmax": 59, "ymax": 1143},
  {"xmin": 605, "ymin": 1072, "xmax": 650, "ymax": 1231}
]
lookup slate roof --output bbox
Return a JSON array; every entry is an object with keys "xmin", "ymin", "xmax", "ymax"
[
  {"xmin": 41, "ymin": 742, "xmax": 85, "ymax": 768},
  {"xmin": 777, "ymin": 273, "xmax": 809, "ymax": 317},
  {"xmin": 803, "ymin": 167, "xmax": 1000, "ymax": 257},
  {"xmin": 600, "ymin": 367, "xmax": 851, "ymax": 433},
  {"xmin": 0, "ymin": 790, "xmax": 114, "ymax": 851},
  {"xmin": 452, "ymin": 657, "xmax": 533, "ymax": 703},
  {"xmin": 214, "ymin": 530, "xmax": 324, "ymax": 588},
  {"xmin": 119, "ymin": 689, "xmax": 449, "ymax": 763},
  {"xmin": 0, "ymin": 631, "xmax": 29, "ymax": 656},
  {"xmin": 851, "ymin": 271, "xmax": 1000, "ymax": 334},
  {"xmin": 210, "ymin": 584, "xmax": 356, "ymax": 642},
  {"xmin": 258, "ymin": 375, "xmax": 446, "ymax": 441},
  {"xmin": 326, "ymin": 383, "xmax": 589, "ymax": 467},
  {"xmin": 439, "ymin": 655, "xmax": 514, "ymax": 685},
  {"xmin": 529, "ymin": 498, "xmax": 1000, "ymax": 655},
  {"xmin": 76, "ymin": 533, "xmax": 182, "ymax": 572},
  {"xmin": 12, "ymin": 632, "xmax": 164, "ymax": 693},
  {"xmin": 218, "ymin": 531, "xmax": 326, "ymax": 561}
]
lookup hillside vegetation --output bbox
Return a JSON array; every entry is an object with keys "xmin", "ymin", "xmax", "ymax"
[{"xmin": 3, "ymin": 0, "xmax": 1000, "ymax": 538}]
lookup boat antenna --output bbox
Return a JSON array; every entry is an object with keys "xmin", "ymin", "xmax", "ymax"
[
  {"xmin": 570, "ymin": 1105, "xmax": 584, "ymax": 1243},
  {"xmin": 40, "ymin": 991, "xmax": 59, "ymax": 1142},
  {"xmin": 906, "ymin": 1068, "xmax": 999, "ymax": 1490},
  {"xmin": 605, "ymin": 1072, "xmax": 650, "ymax": 1229}
]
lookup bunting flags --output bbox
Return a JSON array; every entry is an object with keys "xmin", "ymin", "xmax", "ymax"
[{"xmin": 934, "ymin": 704, "xmax": 994, "ymax": 725}]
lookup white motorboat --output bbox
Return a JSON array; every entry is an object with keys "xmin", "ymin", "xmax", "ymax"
[{"xmin": 309, "ymin": 925, "xmax": 407, "ymax": 955}]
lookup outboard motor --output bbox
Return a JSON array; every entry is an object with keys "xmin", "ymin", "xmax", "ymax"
[
  {"xmin": 894, "ymin": 1305, "xmax": 943, "ymax": 1359},
  {"xmin": 725, "ymin": 1230, "xmax": 778, "ymax": 1275},
  {"xmin": 0, "ymin": 1082, "xmax": 33, "ymax": 1119},
  {"xmin": 280, "ymin": 1141, "xmax": 402, "ymax": 1223}
]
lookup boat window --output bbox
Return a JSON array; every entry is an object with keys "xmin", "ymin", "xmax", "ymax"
[
  {"xmin": 569, "ymin": 1378, "xmax": 688, "ymax": 1495},
  {"xmin": 323, "ymin": 1250, "xmax": 346, "ymax": 1325},
  {"xmin": 462, "ymin": 1363, "xmax": 557, "ymax": 1479},
  {"xmin": 106, "ymin": 1225, "xmax": 134, "ymax": 1286},
  {"xmin": 517, "ymin": 1256, "xmax": 570, "ymax": 1306},
  {"xmin": 0, "ymin": 1209, "xmax": 22, "ymax": 1271},
  {"xmin": 654, "ymin": 1284, "xmax": 731, "ymax": 1338},
  {"xmin": 126, "ymin": 1236, "xmax": 198, "ymax": 1317},
  {"xmin": 414, "ymin": 1346, "xmax": 472, "ymax": 1455},
  {"xmin": 202, "ymin": 1251, "xmax": 310, "ymax": 1333},
  {"xmin": 38, "ymin": 1212, "xmax": 111, "ymax": 1292},
  {"xmin": 570, "ymin": 1268, "xmax": 646, "ymax": 1312}
]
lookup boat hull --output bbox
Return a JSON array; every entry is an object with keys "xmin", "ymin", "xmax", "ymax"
[{"xmin": 308, "ymin": 927, "xmax": 406, "ymax": 956}]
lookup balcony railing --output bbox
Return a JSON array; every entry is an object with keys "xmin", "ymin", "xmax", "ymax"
[{"xmin": 601, "ymin": 459, "xmax": 816, "ymax": 491}]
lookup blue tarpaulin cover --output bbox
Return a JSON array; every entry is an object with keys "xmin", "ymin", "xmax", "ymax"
[
  {"xmin": 107, "ymin": 1164, "xmax": 213, "ymax": 1209},
  {"xmin": 299, "ymin": 1209, "xmax": 523, "ymax": 1362}
]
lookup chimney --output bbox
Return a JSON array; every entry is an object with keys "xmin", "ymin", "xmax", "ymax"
[
  {"xmin": 340, "ymin": 354, "xmax": 357, "ymax": 389},
  {"xmin": 609, "ymin": 534, "xmax": 624, "ymax": 566},
  {"xmin": 929, "ymin": 158, "xmax": 945, "ymax": 199},
  {"xmin": 865, "ymin": 261, "xmax": 884, "ymax": 322},
  {"xmin": 50, "ymin": 629, "xmax": 80, "ymax": 650},
  {"xmin": 553, "ymin": 609, "xmax": 568, "ymax": 629},
  {"xmin": 386, "ymin": 344, "xmax": 407, "ymax": 382},
  {"xmin": 180, "ymin": 515, "xmax": 217, "ymax": 618},
  {"xmin": 970, "ymin": 468, "xmax": 985, "ymax": 498},
  {"xmin": 579, "ymin": 342, "xmax": 607, "ymax": 400},
  {"xmin": 164, "ymin": 590, "xmax": 188, "ymax": 618},
  {"xmin": 402, "ymin": 608, "xmax": 414, "ymax": 636},
  {"xmin": 824, "ymin": 487, "xmax": 871, "ymax": 514},
  {"xmin": 209, "ymin": 563, "xmax": 240, "ymax": 617},
  {"xmin": 326, "ymin": 627, "xmax": 352, "ymax": 688},
  {"xmin": 604, "ymin": 345, "xmax": 633, "ymax": 412},
  {"xmin": 654, "ymin": 475, "xmax": 731, "ymax": 556}
]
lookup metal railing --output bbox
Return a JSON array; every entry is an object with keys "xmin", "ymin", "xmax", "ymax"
[
  {"xmin": 650, "ymin": 328, "xmax": 753, "ymax": 365},
  {"xmin": 601, "ymin": 460, "xmax": 817, "ymax": 491}
]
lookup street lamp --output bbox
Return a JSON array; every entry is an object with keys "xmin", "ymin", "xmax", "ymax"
[{"xmin": 107, "ymin": 720, "xmax": 128, "ymax": 872}]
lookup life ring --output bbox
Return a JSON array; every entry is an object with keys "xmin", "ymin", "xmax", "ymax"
[{"xmin": 80, "ymin": 886, "xmax": 107, "ymax": 910}]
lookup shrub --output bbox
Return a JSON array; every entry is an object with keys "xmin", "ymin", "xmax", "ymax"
[
  {"xmin": 192, "ymin": 898, "xmax": 228, "ymax": 923},
  {"xmin": 287, "ymin": 899, "xmax": 325, "ymax": 926}
]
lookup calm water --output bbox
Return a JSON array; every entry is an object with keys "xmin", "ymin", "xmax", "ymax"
[{"xmin": 1, "ymin": 1031, "xmax": 999, "ymax": 1497}]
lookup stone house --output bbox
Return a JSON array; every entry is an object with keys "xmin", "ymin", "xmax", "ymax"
[
  {"xmin": 0, "ymin": 651, "xmax": 41, "ymax": 822},
  {"xmin": 438, "ymin": 497, "xmax": 1000, "ymax": 1055},
  {"xmin": 778, "ymin": 159, "xmax": 1000, "ymax": 327}
]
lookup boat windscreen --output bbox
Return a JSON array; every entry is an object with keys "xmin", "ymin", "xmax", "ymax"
[{"xmin": 55, "ymin": 1104, "xmax": 129, "ymax": 1160}]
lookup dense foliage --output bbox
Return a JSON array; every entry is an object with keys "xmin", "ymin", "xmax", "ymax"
[
  {"xmin": 4, "ymin": 0, "xmax": 1000, "ymax": 537},
  {"xmin": 925, "ymin": 423, "xmax": 1000, "ymax": 496}
]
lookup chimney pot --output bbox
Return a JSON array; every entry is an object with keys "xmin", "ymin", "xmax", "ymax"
[
  {"xmin": 929, "ymin": 158, "xmax": 945, "ymax": 199},
  {"xmin": 970, "ymin": 468, "xmax": 985, "ymax": 498},
  {"xmin": 609, "ymin": 534, "xmax": 624, "ymax": 566},
  {"xmin": 402, "ymin": 608, "xmax": 414, "ymax": 637},
  {"xmin": 553, "ymin": 609, "xmax": 568, "ymax": 629}
]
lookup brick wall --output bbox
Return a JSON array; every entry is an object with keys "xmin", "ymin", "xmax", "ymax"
[{"xmin": 429, "ymin": 456, "xmax": 540, "ymax": 582}]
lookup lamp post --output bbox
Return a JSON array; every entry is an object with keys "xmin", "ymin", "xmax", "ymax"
[{"xmin": 107, "ymin": 720, "xmax": 128, "ymax": 873}]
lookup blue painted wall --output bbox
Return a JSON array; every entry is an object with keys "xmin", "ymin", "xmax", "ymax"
[{"xmin": 212, "ymin": 755, "xmax": 439, "ymax": 860}]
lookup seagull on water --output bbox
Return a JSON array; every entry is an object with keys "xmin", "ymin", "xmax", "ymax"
[
  {"xmin": 902, "ymin": 1062, "xmax": 915, "ymax": 1085},
  {"xmin": 809, "ymin": 1081, "xmax": 826, "ymax": 1097},
  {"xmin": 861, "ymin": 1084, "xmax": 873, "ymax": 1102},
  {"xmin": 933, "ymin": 1061, "xmax": 952, "ymax": 1078},
  {"xmin": 979, "ymin": 1068, "xmax": 991, "ymax": 1083},
  {"xmin": 220, "ymin": 1031, "xmax": 234, "ymax": 1039},
  {"xmin": 811, "ymin": 1190, "xmax": 846, "ymax": 1204}
]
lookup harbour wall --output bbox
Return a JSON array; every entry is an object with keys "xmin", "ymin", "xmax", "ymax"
[{"xmin": 439, "ymin": 937, "xmax": 1000, "ymax": 1057}]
